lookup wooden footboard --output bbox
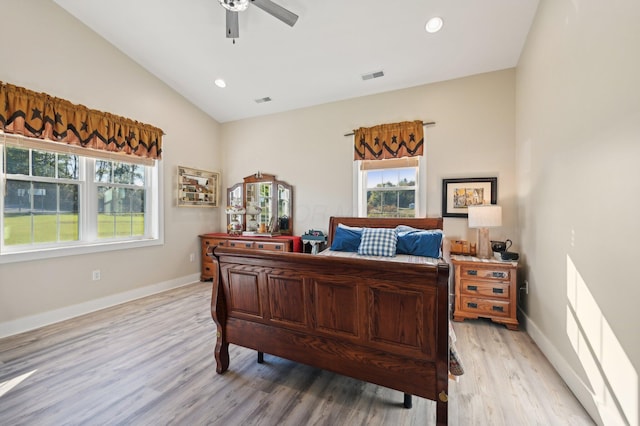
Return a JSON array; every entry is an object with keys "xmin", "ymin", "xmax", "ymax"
[{"xmin": 210, "ymin": 244, "xmax": 450, "ymax": 425}]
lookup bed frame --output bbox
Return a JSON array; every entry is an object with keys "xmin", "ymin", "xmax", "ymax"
[{"xmin": 210, "ymin": 217, "xmax": 450, "ymax": 425}]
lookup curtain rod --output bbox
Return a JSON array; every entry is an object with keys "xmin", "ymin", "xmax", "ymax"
[{"xmin": 343, "ymin": 121, "xmax": 436, "ymax": 137}]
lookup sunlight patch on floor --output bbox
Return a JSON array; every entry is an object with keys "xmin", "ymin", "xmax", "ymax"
[{"xmin": 0, "ymin": 369, "xmax": 37, "ymax": 398}]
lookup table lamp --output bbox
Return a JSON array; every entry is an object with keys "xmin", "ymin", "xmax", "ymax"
[
  {"xmin": 225, "ymin": 205, "xmax": 246, "ymax": 235},
  {"xmin": 467, "ymin": 204, "xmax": 502, "ymax": 259}
]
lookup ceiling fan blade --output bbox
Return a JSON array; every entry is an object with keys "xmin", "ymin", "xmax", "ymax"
[
  {"xmin": 251, "ymin": 0, "xmax": 298, "ymax": 27},
  {"xmin": 226, "ymin": 10, "xmax": 239, "ymax": 38}
]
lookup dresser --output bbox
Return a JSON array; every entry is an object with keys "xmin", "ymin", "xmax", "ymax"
[
  {"xmin": 199, "ymin": 233, "xmax": 302, "ymax": 281},
  {"xmin": 452, "ymin": 255, "xmax": 519, "ymax": 330}
]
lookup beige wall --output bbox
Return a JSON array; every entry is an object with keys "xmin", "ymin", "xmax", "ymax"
[
  {"xmin": 9, "ymin": 2, "xmax": 633, "ymax": 424},
  {"xmin": 516, "ymin": 0, "xmax": 640, "ymax": 424},
  {"xmin": 0, "ymin": 1, "xmax": 223, "ymax": 334},
  {"xmin": 221, "ymin": 69, "xmax": 517, "ymax": 245}
]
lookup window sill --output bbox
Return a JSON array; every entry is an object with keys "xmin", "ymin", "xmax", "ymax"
[{"xmin": 0, "ymin": 237, "xmax": 164, "ymax": 264}]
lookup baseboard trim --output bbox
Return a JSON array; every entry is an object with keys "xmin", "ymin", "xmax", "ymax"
[
  {"xmin": 0, "ymin": 273, "xmax": 201, "ymax": 339},
  {"xmin": 519, "ymin": 309, "xmax": 604, "ymax": 425}
]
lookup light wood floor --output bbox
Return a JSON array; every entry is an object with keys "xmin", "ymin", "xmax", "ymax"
[{"xmin": 0, "ymin": 281, "xmax": 594, "ymax": 425}]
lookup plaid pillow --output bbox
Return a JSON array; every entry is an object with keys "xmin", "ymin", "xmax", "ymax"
[{"xmin": 358, "ymin": 227, "xmax": 397, "ymax": 257}]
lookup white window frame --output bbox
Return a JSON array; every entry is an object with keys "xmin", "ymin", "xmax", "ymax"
[
  {"xmin": 0, "ymin": 133, "xmax": 163, "ymax": 264},
  {"xmin": 353, "ymin": 156, "xmax": 426, "ymax": 217}
]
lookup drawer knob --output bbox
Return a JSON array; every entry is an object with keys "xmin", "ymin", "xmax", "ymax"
[
  {"xmin": 492, "ymin": 272, "xmax": 506, "ymax": 278},
  {"xmin": 468, "ymin": 270, "xmax": 478, "ymax": 276},
  {"xmin": 245, "ymin": 243, "xmax": 251, "ymax": 248},
  {"xmin": 492, "ymin": 306, "xmax": 504, "ymax": 312},
  {"xmin": 258, "ymin": 244, "xmax": 264, "ymax": 249},
  {"xmin": 492, "ymin": 288, "xmax": 504, "ymax": 294},
  {"xmin": 467, "ymin": 302, "xmax": 478, "ymax": 309},
  {"xmin": 275, "ymin": 245, "xmax": 282, "ymax": 250},
  {"xmin": 467, "ymin": 285, "xmax": 478, "ymax": 291}
]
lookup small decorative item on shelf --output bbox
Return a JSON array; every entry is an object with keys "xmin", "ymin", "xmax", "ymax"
[{"xmin": 225, "ymin": 205, "xmax": 246, "ymax": 235}]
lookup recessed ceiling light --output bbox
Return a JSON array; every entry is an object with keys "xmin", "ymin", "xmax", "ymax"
[
  {"xmin": 214, "ymin": 78, "xmax": 226, "ymax": 88},
  {"xmin": 425, "ymin": 16, "xmax": 444, "ymax": 33}
]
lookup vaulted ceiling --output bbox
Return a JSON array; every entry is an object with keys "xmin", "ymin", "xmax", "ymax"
[{"xmin": 54, "ymin": 0, "xmax": 539, "ymax": 123}]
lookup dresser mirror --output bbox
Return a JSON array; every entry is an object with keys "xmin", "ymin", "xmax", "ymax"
[{"xmin": 226, "ymin": 173, "xmax": 293, "ymax": 235}]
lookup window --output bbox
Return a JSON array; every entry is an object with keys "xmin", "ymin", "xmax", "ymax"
[
  {"xmin": 4, "ymin": 147, "xmax": 80, "ymax": 245},
  {"xmin": 354, "ymin": 157, "xmax": 425, "ymax": 217},
  {"xmin": 1, "ymin": 134, "xmax": 162, "ymax": 263},
  {"xmin": 95, "ymin": 160, "xmax": 147, "ymax": 239}
]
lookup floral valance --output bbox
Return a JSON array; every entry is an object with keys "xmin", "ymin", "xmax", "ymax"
[
  {"xmin": 354, "ymin": 120, "xmax": 423, "ymax": 161},
  {"xmin": 0, "ymin": 81, "xmax": 163, "ymax": 160}
]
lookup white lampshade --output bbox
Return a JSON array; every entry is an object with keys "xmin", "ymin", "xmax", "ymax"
[{"xmin": 468, "ymin": 205, "xmax": 502, "ymax": 228}]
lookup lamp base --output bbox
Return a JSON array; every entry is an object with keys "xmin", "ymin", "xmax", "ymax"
[{"xmin": 477, "ymin": 228, "xmax": 492, "ymax": 259}]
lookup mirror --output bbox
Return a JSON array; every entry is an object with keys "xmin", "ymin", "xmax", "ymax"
[{"xmin": 226, "ymin": 173, "xmax": 293, "ymax": 235}]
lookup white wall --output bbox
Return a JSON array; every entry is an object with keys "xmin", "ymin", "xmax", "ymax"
[
  {"xmin": 0, "ymin": 0, "xmax": 223, "ymax": 335},
  {"xmin": 516, "ymin": 0, "xmax": 640, "ymax": 424},
  {"xmin": 221, "ymin": 69, "xmax": 518, "ymax": 245}
]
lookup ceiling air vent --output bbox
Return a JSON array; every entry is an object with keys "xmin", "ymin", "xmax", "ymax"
[
  {"xmin": 361, "ymin": 70, "xmax": 384, "ymax": 81},
  {"xmin": 255, "ymin": 97, "xmax": 272, "ymax": 104}
]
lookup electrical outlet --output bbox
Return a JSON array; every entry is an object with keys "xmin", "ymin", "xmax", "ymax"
[
  {"xmin": 92, "ymin": 270, "xmax": 101, "ymax": 281},
  {"xmin": 189, "ymin": 253, "xmax": 195, "ymax": 262}
]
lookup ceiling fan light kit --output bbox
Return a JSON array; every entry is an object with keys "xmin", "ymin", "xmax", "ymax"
[
  {"xmin": 219, "ymin": 0, "xmax": 249, "ymax": 12},
  {"xmin": 221, "ymin": 0, "xmax": 299, "ymax": 40}
]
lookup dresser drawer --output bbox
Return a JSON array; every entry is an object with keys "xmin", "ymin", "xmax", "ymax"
[
  {"xmin": 460, "ymin": 265, "xmax": 510, "ymax": 281},
  {"xmin": 202, "ymin": 238, "xmax": 227, "ymax": 256},
  {"xmin": 226, "ymin": 240, "xmax": 255, "ymax": 249},
  {"xmin": 460, "ymin": 296, "xmax": 510, "ymax": 318},
  {"xmin": 254, "ymin": 241, "xmax": 287, "ymax": 251},
  {"xmin": 460, "ymin": 280, "xmax": 510, "ymax": 299},
  {"xmin": 202, "ymin": 263, "xmax": 215, "ymax": 280}
]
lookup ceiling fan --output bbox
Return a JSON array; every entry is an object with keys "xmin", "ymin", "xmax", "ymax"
[{"xmin": 219, "ymin": 0, "xmax": 299, "ymax": 40}]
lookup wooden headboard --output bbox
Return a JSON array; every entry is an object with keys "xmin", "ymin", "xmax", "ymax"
[{"xmin": 327, "ymin": 216, "xmax": 444, "ymax": 247}]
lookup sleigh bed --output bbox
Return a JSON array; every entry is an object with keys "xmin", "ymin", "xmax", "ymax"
[{"xmin": 209, "ymin": 217, "xmax": 455, "ymax": 425}]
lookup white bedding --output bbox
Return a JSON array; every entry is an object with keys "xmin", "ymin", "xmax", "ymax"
[{"xmin": 317, "ymin": 248, "xmax": 442, "ymax": 266}]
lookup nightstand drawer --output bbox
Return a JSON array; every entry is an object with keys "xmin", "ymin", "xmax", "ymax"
[
  {"xmin": 460, "ymin": 265, "xmax": 510, "ymax": 281},
  {"xmin": 460, "ymin": 296, "xmax": 510, "ymax": 318},
  {"xmin": 460, "ymin": 280, "xmax": 510, "ymax": 299}
]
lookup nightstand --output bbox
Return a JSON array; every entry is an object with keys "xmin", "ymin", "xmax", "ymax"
[{"xmin": 451, "ymin": 255, "xmax": 519, "ymax": 330}]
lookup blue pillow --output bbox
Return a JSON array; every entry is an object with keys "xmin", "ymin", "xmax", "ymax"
[
  {"xmin": 358, "ymin": 227, "xmax": 397, "ymax": 257},
  {"xmin": 330, "ymin": 224, "xmax": 362, "ymax": 252},
  {"xmin": 396, "ymin": 226, "xmax": 443, "ymax": 258}
]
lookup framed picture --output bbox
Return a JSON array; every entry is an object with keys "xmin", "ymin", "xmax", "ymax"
[{"xmin": 442, "ymin": 177, "xmax": 497, "ymax": 218}]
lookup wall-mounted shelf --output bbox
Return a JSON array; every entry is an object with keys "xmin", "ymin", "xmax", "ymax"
[{"xmin": 178, "ymin": 166, "xmax": 219, "ymax": 207}]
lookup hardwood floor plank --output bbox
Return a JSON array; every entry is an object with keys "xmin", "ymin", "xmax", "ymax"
[{"xmin": 0, "ymin": 282, "xmax": 594, "ymax": 425}]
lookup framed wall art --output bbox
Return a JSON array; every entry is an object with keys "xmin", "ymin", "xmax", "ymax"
[{"xmin": 442, "ymin": 177, "xmax": 497, "ymax": 218}]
